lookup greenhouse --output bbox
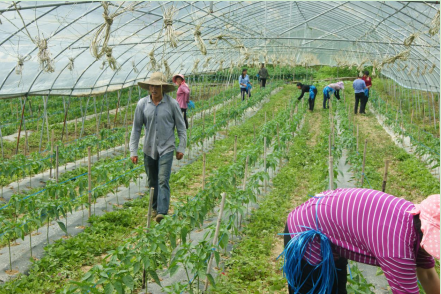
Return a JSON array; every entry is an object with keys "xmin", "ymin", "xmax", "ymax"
[{"xmin": 0, "ymin": 1, "xmax": 439, "ymax": 293}]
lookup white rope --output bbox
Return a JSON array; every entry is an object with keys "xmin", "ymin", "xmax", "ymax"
[
  {"xmin": 163, "ymin": 59, "xmax": 171, "ymax": 79},
  {"xmin": 132, "ymin": 60, "xmax": 139, "ymax": 74},
  {"xmin": 218, "ymin": 59, "xmax": 224, "ymax": 72},
  {"xmin": 429, "ymin": 9, "xmax": 440, "ymax": 36},
  {"xmin": 381, "ymin": 49, "xmax": 410, "ymax": 66},
  {"xmin": 403, "ymin": 33, "xmax": 418, "ymax": 47},
  {"xmin": 193, "ymin": 19, "xmax": 207, "ymax": 55},
  {"xmin": 162, "ymin": 5, "xmax": 179, "ymax": 48},
  {"xmin": 191, "ymin": 59, "xmax": 200, "ymax": 74},
  {"xmin": 203, "ymin": 56, "xmax": 212, "ymax": 68},
  {"xmin": 35, "ymin": 35, "xmax": 55, "ymax": 72},
  {"xmin": 148, "ymin": 50, "xmax": 158, "ymax": 71},
  {"xmin": 421, "ymin": 64, "xmax": 427, "ymax": 75},
  {"xmin": 15, "ymin": 54, "xmax": 30, "ymax": 75},
  {"xmin": 67, "ymin": 57, "xmax": 75, "ymax": 71},
  {"xmin": 90, "ymin": 2, "xmax": 135, "ymax": 59},
  {"xmin": 104, "ymin": 47, "xmax": 119, "ymax": 71},
  {"xmin": 209, "ymin": 34, "xmax": 243, "ymax": 48}
]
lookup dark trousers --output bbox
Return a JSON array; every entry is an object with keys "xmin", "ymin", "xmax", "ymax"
[
  {"xmin": 241, "ymin": 88, "xmax": 248, "ymax": 101},
  {"xmin": 261, "ymin": 78, "xmax": 267, "ymax": 88},
  {"xmin": 323, "ymin": 92, "xmax": 330, "ymax": 109},
  {"xmin": 284, "ymin": 224, "xmax": 348, "ymax": 294},
  {"xmin": 144, "ymin": 152, "xmax": 174, "ymax": 215},
  {"xmin": 354, "ymin": 92, "xmax": 364, "ymax": 114},
  {"xmin": 181, "ymin": 108, "xmax": 188, "ymax": 129},
  {"xmin": 308, "ymin": 98, "xmax": 315, "ymax": 111},
  {"xmin": 360, "ymin": 95, "xmax": 369, "ymax": 114}
]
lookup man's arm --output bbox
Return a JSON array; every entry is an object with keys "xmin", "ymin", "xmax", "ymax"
[
  {"xmin": 417, "ymin": 267, "xmax": 440, "ymax": 294},
  {"xmin": 173, "ymin": 101, "xmax": 187, "ymax": 160},
  {"xmin": 129, "ymin": 99, "xmax": 145, "ymax": 163}
]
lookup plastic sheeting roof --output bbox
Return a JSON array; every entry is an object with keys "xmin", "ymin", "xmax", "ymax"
[{"xmin": 0, "ymin": 1, "xmax": 439, "ymax": 98}]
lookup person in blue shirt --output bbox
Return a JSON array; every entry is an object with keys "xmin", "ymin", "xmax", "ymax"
[
  {"xmin": 297, "ymin": 83, "xmax": 318, "ymax": 112},
  {"xmin": 353, "ymin": 76, "xmax": 367, "ymax": 114},
  {"xmin": 239, "ymin": 69, "xmax": 252, "ymax": 101}
]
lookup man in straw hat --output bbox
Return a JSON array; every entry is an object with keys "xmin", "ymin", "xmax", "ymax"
[
  {"xmin": 130, "ymin": 72, "xmax": 187, "ymax": 223},
  {"xmin": 280, "ymin": 188, "xmax": 440, "ymax": 294}
]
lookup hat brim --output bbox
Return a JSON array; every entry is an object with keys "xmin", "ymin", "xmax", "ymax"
[{"xmin": 138, "ymin": 81, "xmax": 176, "ymax": 92}]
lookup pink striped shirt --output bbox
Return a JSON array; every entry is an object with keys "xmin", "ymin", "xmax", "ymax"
[
  {"xmin": 287, "ymin": 188, "xmax": 435, "ymax": 294},
  {"xmin": 176, "ymin": 83, "xmax": 190, "ymax": 109}
]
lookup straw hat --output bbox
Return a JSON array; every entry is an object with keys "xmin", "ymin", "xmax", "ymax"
[
  {"xmin": 408, "ymin": 194, "xmax": 440, "ymax": 259},
  {"xmin": 138, "ymin": 72, "xmax": 176, "ymax": 93}
]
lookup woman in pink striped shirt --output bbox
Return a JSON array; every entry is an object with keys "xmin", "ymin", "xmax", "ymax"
[
  {"xmin": 173, "ymin": 74, "xmax": 190, "ymax": 129},
  {"xmin": 282, "ymin": 188, "xmax": 440, "ymax": 294}
]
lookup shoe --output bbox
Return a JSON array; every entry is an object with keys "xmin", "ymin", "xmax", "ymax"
[
  {"xmin": 151, "ymin": 210, "xmax": 157, "ymax": 218},
  {"xmin": 156, "ymin": 214, "xmax": 165, "ymax": 223}
]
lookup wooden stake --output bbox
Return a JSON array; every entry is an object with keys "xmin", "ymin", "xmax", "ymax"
[
  {"xmin": 142, "ymin": 187, "xmax": 155, "ymax": 291},
  {"xmin": 253, "ymin": 124, "xmax": 256, "ymax": 140},
  {"xmin": 356, "ymin": 125, "xmax": 359, "ymax": 152},
  {"xmin": 234, "ymin": 136, "xmax": 237, "ymax": 162},
  {"xmin": 202, "ymin": 153, "xmax": 206, "ymax": 190},
  {"xmin": 264, "ymin": 137, "xmax": 267, "ymax": 194},
  {"xmin": 0, "ymin": 128, "xmax": 3, "ymax": 159},
  {"xmin": 361, "ymin": 139, "xmax": 367, "ymax": 187},
  {"xmin": 381, "ymin": 160, "xmax": 389, "ymax": 192},
  {"xmin": 329, "ymin": 156, "xmax": 334, "ymax": 190},
  {"xmin": 24, "ymin": 129, "xmax": 28, "ymax": 156},
  {"xmin": 203, "ymin": 192, "xmax": 227, "ymax": 292},
  {"xmin": 56, "ymin": 145, "xmax": 59, "ymax": 183},
  {"xmin": 15, "ymin": 96, "xmax": 27, "ymax": 155},
  {"xmin": 75, "ymin": 118, "xmax": 78, "ymax": 140},
  {"xmin": 88, "ymin": 147, "xmax": 92, "ymax": 217},
  {"xmin": 50, "ymin": 129, "xmax": 54, "ymax": 178}
]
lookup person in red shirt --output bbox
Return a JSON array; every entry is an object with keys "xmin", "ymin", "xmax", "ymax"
[{"xmin": 360, "ymin": 70, "xmax": 372, "ymax": 114}]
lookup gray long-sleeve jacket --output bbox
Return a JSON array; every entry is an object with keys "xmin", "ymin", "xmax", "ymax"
[
  {"xmin": 129, "ymin": 94, "xmax": 187, "ymax": 159},
  {"xmin": 258, "ymin": 67, "xmax": 269, "ymax": 79}
]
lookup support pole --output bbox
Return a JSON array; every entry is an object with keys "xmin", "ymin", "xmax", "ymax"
[
  {"xmin": 142, "ymin": 187, "xmax": 155, "ymax": 291},
  {"xmin": 15, "ymin": 96, "xmax": 27, "ymax": 155},
  {"xmin": 264, "ymin": 137, "xmax": 267, "ymax": 194},
  {"xmin": 381, "ymin": 160, "xmax": 389, "ymax": 192},
  {"xmin": 234, "ymin": 135, "xmax": 237, "ymax": 162},
  {"xmin": 361, "ymin": 139, "xmax": 367, "ymax": 187},
  {"xmin": 203, "ymin": 192, "xmax": 227, "ymax": 292},
  {"xmin": 56, "ymin": 145, "xmax": 59, "ymax": 183},
  {"xmin": 0, "ymin": 128, "xmax": 3, "ymax": 159},
  {"xmin": 202, "ymin": 153, "xmax": 206, "ymax": 190},
  {"xmin": 88, "ymin": 147, "xmax": 92, "ymax": 217}
]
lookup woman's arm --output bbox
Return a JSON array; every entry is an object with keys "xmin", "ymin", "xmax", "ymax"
[{"xmin": 417, "ymin": 267, "xmax": 440, "ymax": 294}]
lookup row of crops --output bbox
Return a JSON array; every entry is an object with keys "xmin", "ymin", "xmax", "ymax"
[{"xmin": 0, "ymin": 71, "xmax": 439, "ymax": 293}]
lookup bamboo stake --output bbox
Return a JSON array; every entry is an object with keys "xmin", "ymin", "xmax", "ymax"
[
  {"xmin": 361, "ymin": 139, "xmax": 367, "ymax": 187},
  {"xmin": 0, "ymin": 128, "xmax": 3, "ymax": 160},
  {"xmin": 114, "ymin": 91, "xmax": 121, "ymax": 128},
  {"xmin": 329, "ymin": 156, "xmax": 334, "ymax": 190},
  {"xmin": 264, "ymin": 137, "xmax": 267, "ymax": 194},
  {"xmin": 88, "ymin": 147, "xmax": 92, "ymax": 217},
  {"xmin": 50, "ymin": 130, "xmax": 54, "ymax": 178},
  {"xmin": 202, "ymin": 153, "xmax": 206, "ymax": 190},
  {"xmin": 203, "ymin": 192, "xmax": 227, "ymax": 292},
  {"xmin": 213, "ymin": 108, "xmax": 216, "ymax": 144},
  {"xmin": 356, "ymin": 125, "xmax": 359, "ymax": 152},
  {"xmin": 234, "ymin": 136, "xmax": 237, "ymax": 162},
  {"xmin": 15, "ymin": 96, "xmax": 27, "ymax": 155},
  {"xmin": 61, "ymin": 97, "xmax": 71, "ymax": 141},
  {"xmin": 56, "ymin": 145, "xmax": 59, "ymax": 183},
  {"xmin": 381, "ymin": 160, "xmax": 389, "ymax": 192},
  {"xmin": 24, "ymin": 129, "xmax": 28, "ymax": 156},
  {"xmin": 142, "ymin": 187, "xmax": 155, "ymax": 291}
]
